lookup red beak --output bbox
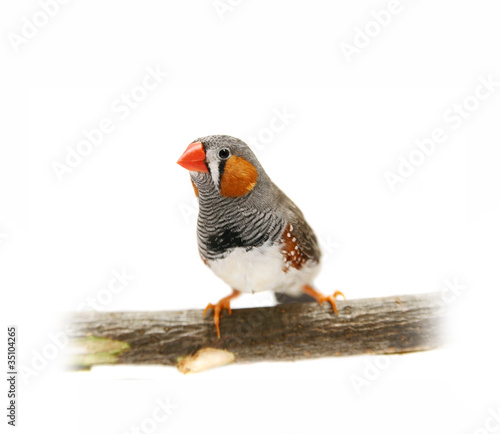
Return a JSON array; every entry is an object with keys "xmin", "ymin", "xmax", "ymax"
[{"xmin": 177, "ymin": 141, "xmax": 209, "ymax": 173}]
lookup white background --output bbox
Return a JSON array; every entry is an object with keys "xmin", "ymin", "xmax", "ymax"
[{"xmin": 2, "ymin": 0, "xmax": 500, "ymax": 433}]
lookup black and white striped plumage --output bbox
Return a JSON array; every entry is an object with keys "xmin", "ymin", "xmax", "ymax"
[{"xmin": 185, "ymin": 135, "xmax": 321, "ymax": 296}]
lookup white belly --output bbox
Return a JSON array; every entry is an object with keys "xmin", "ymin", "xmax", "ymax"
[{"xmin": 208, "ymin": 243, "xmax": 320, "ymax": 295}]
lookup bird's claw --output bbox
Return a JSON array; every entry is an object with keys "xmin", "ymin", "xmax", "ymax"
[
  {"xmin": 316, "ymin": 290, "xmax": 346, "ymax": 314},
  {"xmin": 302, "ymin": 285, "xmax": 346, "ymax": 315},
  {"xmin": 203, "ymin": 290, "xmax": 240, "ymax": 338}
]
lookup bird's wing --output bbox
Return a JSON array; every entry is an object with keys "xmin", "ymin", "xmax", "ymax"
[{"xmin": 278, "ymin": 193, "xmax": 322, "ymax": 264}]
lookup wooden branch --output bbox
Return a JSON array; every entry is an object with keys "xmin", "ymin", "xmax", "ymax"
[{"xmin": 66, "ymin": 292, "xmax": 448, "ymax": 373}]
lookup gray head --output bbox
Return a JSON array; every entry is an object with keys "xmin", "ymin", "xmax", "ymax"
[{"xmin": 177, "ymin": 135, "xmax": 271, "ymax": 199}]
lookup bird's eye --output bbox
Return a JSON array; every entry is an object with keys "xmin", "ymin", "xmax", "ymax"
[{"xmin": 218, "ymin": 148, "xmax": 231, "ymax": 160}]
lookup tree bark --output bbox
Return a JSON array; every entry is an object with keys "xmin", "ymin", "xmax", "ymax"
[{"xmin": 66, "ymin": 292, "xmax": 448, "ymax": 373}]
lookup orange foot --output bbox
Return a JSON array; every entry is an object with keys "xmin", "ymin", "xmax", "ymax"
[
  {"xmin": 203, "ymin": 289, "xmax": 241, "ymax": 338},
  {"xmin": 302, "ymin": 285, "xmax": 346, "ymax": 314}
]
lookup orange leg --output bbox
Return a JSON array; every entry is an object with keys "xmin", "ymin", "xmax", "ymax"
[
  {"xmin": 302, "ymin": 285, "xmax": 346, "ymax": 314},
  {"xmin": 203, "ymin": 289, "xmax": 241, "ymax": 338}
]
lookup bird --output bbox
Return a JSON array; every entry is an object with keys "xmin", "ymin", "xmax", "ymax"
[{"xmin": 177, "ymin": 135, "xmax": 344, "ymax": 337}]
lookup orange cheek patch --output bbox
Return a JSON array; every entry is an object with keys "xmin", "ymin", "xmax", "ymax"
[{"xmin": 220, "ymin": 156, "xmax": 258, "ymax": 198}]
